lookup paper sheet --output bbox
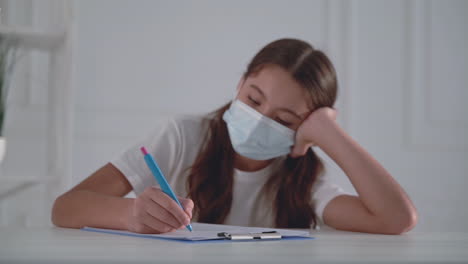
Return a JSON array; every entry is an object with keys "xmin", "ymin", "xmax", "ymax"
[{"xmin": 82, "ymin": 222, "xmax": 312, "ymax": 242}]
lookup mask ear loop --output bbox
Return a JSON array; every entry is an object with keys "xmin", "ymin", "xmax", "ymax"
[{"xmin": 231, "ymin": 75, "xmax": 246, "ymax": 102}]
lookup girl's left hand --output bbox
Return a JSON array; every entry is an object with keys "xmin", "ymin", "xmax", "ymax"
[{"xmin": 290, "ymin": 107, "xmax": 337, "ymax": 158}]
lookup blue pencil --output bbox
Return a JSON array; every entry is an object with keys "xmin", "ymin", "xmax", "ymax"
[{"xmin": 140, "ymin": 146, "xmax": 193, "ymax": 232}]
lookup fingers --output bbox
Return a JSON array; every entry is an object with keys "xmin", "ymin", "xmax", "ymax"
[
  {"xmin": 130, "ymin": 197, "xmax": 176, "ymax": 234},
  {"xmin": 140, "ymin": 211, "xmax": 176, "ymax": 233},
  {"xmin": 147, "ymin": 188, "xmax": 191, "ymax": 226},
  {"xmin": 290, "ymin": 142, "xmax": 317, "ymax": 158},
  {"xmin": 179, "ymin": 197, "xmax": 194, "ymax": 218},
  {"xmin": 290, "ymin": 134, "xmax": 309, "ymax": 158},
  {"xmin": 290, "ymin": 144, "xmax": 307, "ymax": 158},
  {"xmin": 130, "ymin": 187, "xmax": 193, "ymax": 234},
  {"xmin": 143, "ymin": 196, "xmax": 183, "ymax": 229}
]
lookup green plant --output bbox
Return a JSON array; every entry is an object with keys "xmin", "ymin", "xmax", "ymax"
[{"xmin": 0, "ymin": 35, "xmax": 18, "ymax": 136}]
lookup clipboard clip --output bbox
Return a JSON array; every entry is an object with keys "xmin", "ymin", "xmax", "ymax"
[{"xmin": 217, "ymin": 231, "xmax": 282, "ymax": 240}]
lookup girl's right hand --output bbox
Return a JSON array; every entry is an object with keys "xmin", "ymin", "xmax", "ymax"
[{"xmin": 126, "ymin": 186, "xmax": 194, "ymax": 234}]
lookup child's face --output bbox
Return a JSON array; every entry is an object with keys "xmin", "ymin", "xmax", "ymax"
[{"xmin": 236, "ymin": 64, "xmax": 311, "ymax": 131}]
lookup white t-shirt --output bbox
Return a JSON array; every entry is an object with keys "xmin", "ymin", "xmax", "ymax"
[{"xmin": 111, "ymin": 115, "xmax": 348, "ymax": 228}]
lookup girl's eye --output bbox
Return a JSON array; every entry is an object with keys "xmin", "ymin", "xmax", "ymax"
[
  {"xmin": 248, "ymin": 96, "xmax": 261, "ymax": 106},
  {"xmin": 276, "ymin": 118, "xmax": 292, "ymax": 127}
]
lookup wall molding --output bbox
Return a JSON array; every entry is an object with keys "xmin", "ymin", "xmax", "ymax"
[
  {"xmin": 403, "ymin": 0, "xmax": 468, "ymax": 151},
  {"xmin": 324, "ymin": 0, "xmax": 358, "ymax": 133}
]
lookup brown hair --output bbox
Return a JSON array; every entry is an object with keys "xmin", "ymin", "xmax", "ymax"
[{"xmin": 187, "ymin": 38, "xmax": 338, "ymax": 228}]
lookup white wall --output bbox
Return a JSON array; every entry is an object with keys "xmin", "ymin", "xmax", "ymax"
[
  {"xmin": 71, "ymin": 0, "xmax": 332, "ymax": 181},
  {"xmin": 2, "ymin": 0, "xmax": 467, "ymax": 231}
]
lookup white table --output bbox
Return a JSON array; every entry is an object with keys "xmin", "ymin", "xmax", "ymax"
[{"xmin": 1, "ymin": 226, "xmax": 467, "ymax": 264}]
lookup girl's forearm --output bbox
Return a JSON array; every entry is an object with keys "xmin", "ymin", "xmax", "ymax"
[
  {"xmin": 317, "ymin": 120, "xmax": 416, "ymax": 222},
  {"xmin": 52, "ymin": 190, "xmax": 133, "ymax": 230}
]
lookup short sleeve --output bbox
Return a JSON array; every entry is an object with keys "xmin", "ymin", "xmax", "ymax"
[
  {"xmin": 110, "ymin": 118, "xmax": 182, "ymax": 195},
  {"xmin": 312, "ymin": 174, "xmax": 349, "ymax": 226}
]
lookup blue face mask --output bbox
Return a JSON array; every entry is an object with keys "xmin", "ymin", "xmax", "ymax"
[{"xmin": 222, "ymin": 99, "xmax": 296, "ymax": 160}]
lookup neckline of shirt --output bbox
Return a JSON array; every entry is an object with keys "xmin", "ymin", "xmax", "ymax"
[{"xmin": 233, "ymin": 157, "xmax": 283, "ymax": 182}]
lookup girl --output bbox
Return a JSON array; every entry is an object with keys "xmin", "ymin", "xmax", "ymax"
[{"xmin": 52, "ymin": 38, "xmax": 417, "ymax": 234}]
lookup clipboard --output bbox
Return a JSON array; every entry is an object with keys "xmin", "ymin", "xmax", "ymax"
[
  {"xmin": 217, "ymin": 231, "xmax": 282, "ymax": 240},
  {"xmin": 82, "ymin": 222, "xmax": 313, "ymax": 243}
]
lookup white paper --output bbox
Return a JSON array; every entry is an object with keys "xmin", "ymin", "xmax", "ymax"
[{"xmin": 83, "ymin": 222, "xmax": 311, "ymax": 241}]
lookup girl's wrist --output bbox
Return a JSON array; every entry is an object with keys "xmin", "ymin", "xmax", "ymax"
[
  {"xmin": 311, "ymin": 118, "xmax": 341, "ymax": 147},
  {"xmin": 120, "ymin": 198, "xmax": 135, "ymax": 231}
]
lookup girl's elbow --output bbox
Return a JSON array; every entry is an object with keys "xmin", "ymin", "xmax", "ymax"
[
  {"xmin": 51, "ymin": 194, "xmax": 69, "ymax": 228},
  {"xmin": 385, "ymin": 208, "xmax": 418, "ymax": 235},
  {"xmin": 402, "ymin": 208, "xmax": 418, "ymax": 233}
]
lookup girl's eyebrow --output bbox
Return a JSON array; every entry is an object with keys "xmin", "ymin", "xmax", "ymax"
[
  {"xmin": 250, "ymin": 84, "xmax": 303, "ymax": 120},
  {"xmin": 250, "ymin": 84, "xmax": 266, "ymax": 98},
  {"xmin": 278, "ymin": 107, "xmax": 303, "ymax": 120}
]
